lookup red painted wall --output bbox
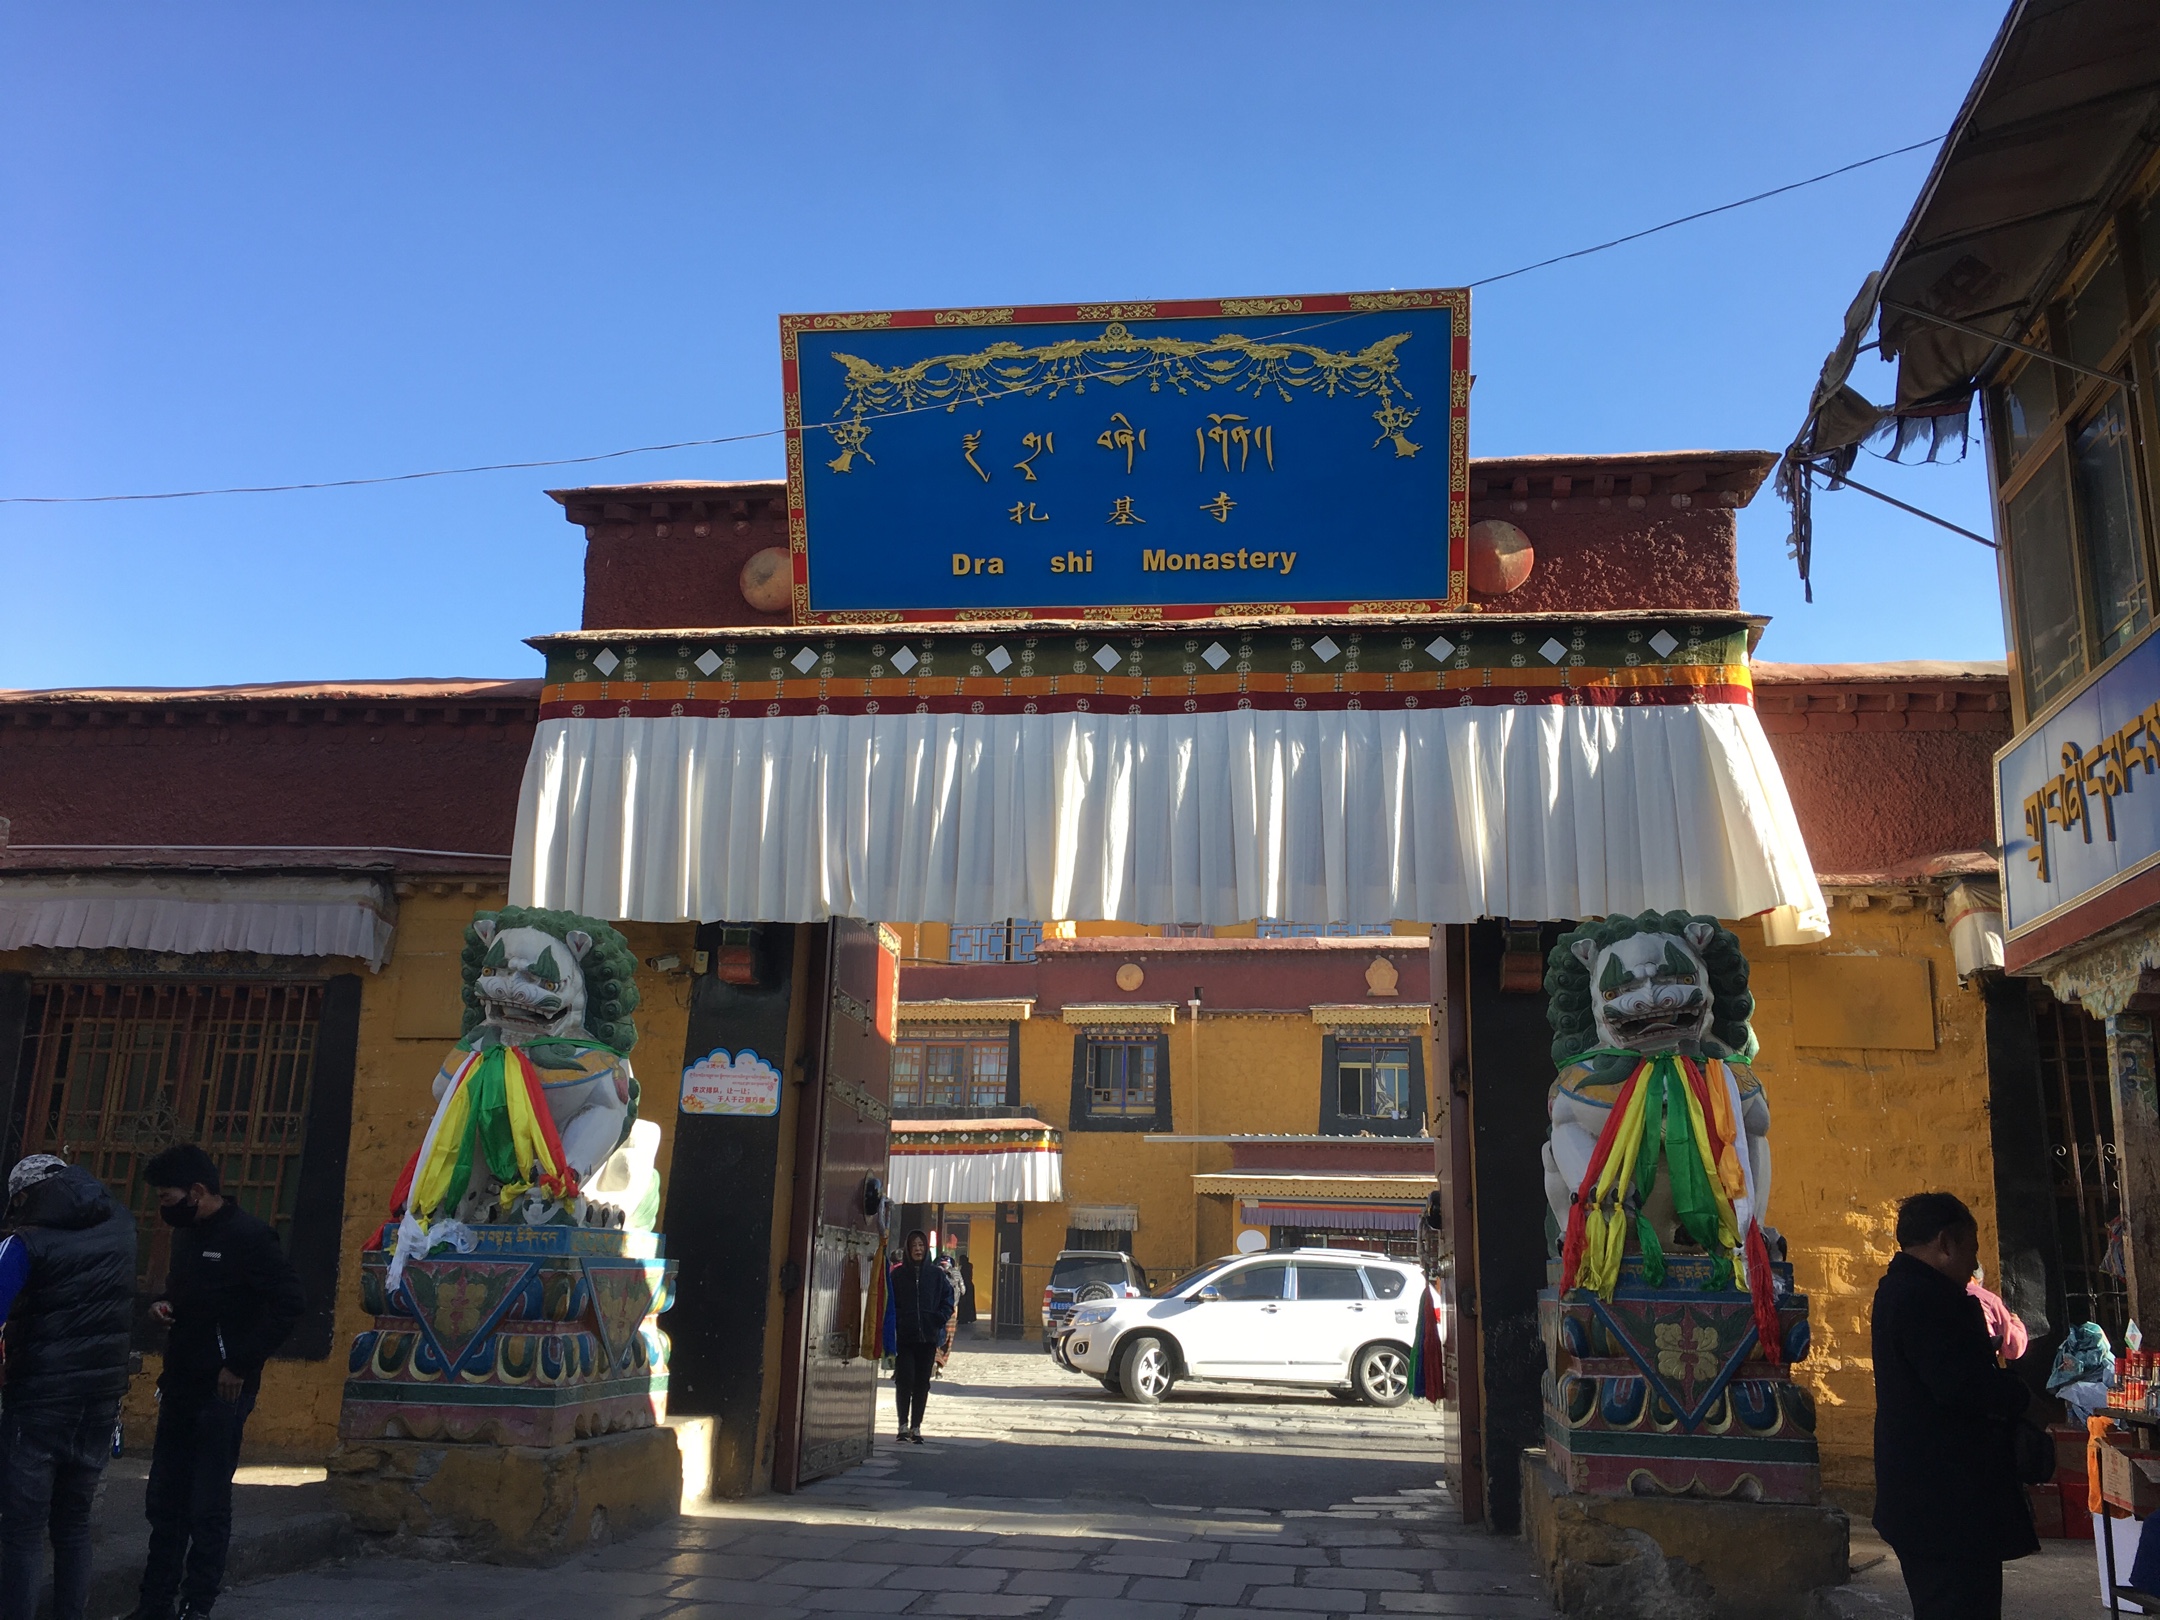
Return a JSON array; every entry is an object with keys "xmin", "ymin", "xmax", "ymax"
[
  {"xmin": 1755, "ymin": 666, "xmax": 2010, "ymax": 879},
  {"xmin": 0, "ymin": 683, "xmax": 538, "ymax": 873},
  {"xmin": 900, "ymin": 936, "xmax": 1430, "ymax": 1015},
  {"xmin": 1466, "ymin": 499, "xmax": 1738, "ymax": 615}
]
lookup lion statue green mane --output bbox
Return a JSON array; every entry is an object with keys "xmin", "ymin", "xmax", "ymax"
[
  {"xmin": 1542, "ymin": 908, "xmax": 1754, "ymax": 1068},
  {"xmin": 458, "ymin": 906, "xmax": 641, "ymax": 1053}
]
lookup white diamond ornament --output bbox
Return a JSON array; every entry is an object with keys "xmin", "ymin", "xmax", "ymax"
[
  {"xmin": 693, "ymin": 650, "xmax": 723, "ymax": 677},
  {"xmin": 593, "ymin": 648, "xmax": 619, "ymax": 676},
  {"xmin": 1093, "ymin": 644, "xmax": 1123, "ymax": 671},
  {"xmin": 891, "ymin": 647, "xmax": 919, "ymax": 674},
  {"xmin": 987, "ymin": 647, "xmax": 1012, "ymax": 674},
  {"xmin": 1649, "ymin": 630, "xmax": 1680, "ymax": 658},
  {"xmin": 791, "ymin": 647, "xmax": 821, "ymax": 673},
  {"xmin": 1539, "ymin": 638, "xmax": 1568, "ymax": 664},
  {"xmin": 1424, "ymin": 636, "xmax": 1455, "ymax": 663},
  {"xmin": 1311, "ymin": 636, "xmax": 1339, "ymax": 663},
  {"xmin": 1202, "ymin": 642, "xmax": 1231, "ymax": 670}
]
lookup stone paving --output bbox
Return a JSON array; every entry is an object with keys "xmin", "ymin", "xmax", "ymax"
[{"xmin": 212, "ymin": 1342, "xmax": 1558, "ymax": 1620}]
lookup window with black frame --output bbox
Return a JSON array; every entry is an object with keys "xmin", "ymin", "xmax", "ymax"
[
  {"xmin": 1988, "ymin": 198, "xmax": 2160, "ymax": 720},
  {"xmin": 1085, "ymin": 1037, "xmax": 1157, "ymax": 1117},
  {"xmin": 1335, "ymin": 1042, "xmax": 1412, "ymax": 1122}
]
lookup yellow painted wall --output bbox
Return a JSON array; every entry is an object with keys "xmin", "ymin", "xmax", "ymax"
[{"xmin": 1735, "ymin": 903, "xmax": 1996, "ymax": 1505}]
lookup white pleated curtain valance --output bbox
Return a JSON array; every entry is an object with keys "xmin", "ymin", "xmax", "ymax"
[
  {"xmin": 511, "ymin": 622, "xmax": 1828, "ymax": 939},
  {"xmin": 0, "ymin": 873, "xmax": 397, "ymax": 969},
  {"xmin": 888, "ymin": 1122, "xmax": 1064, "ymax": 1204}
]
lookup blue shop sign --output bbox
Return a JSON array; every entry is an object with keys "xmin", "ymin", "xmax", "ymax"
[
  {"xmin": 1999, "ymin": 624, "xmax": 2160, "ymax": 935},
  {"xmin": 779, "ymin": 291, "xmax": 1468, "ymax": 623}
]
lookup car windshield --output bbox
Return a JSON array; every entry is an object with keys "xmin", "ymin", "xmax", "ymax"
[
  {"xmin": 1049, "ymin": 1257, "xmax": 1131, "ymax": 1289},
  {"xmin": 1161, "ymin": 1258, "xmax": 1239, "ymax": 1297}
]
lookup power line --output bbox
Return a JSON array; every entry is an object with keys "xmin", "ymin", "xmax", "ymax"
[
  {"xmin": 1465, "ymin": 135, "xmax": 1942, "ymax": 289},
  {"xmin": 0, "ymin": 135, "xmax": 1945, "ymax": 507}
]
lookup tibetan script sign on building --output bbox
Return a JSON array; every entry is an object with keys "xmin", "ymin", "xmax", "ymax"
[
  {"xmin": 779, "ymin": 291, "xmax": 1469, "ymax": 624},
  {"xmin": 1999, "ymin": 622, "xmax": 2160, "ymax": 937}
]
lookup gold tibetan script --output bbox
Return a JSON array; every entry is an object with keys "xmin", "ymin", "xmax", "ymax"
[
  {"xmin": 2022, "ymin": 695, "xmax": 2160, "ymax": 883},
  {"xmin": 818, "ymin": 322, "xmax": 1421, "ymax": 473}
]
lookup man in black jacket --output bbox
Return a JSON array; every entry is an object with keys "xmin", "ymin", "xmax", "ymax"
[
  {"xmin": 0, "ymin": 1153, "xmax": 137, "ymax": 1620},
  {"xmin": 129, "ymin": 1146, "xmax": 303, "ymax": 1620},
  {"xmin": 1871, "ymin": 1191, "xmax": 2037, "ymax": 1620}
]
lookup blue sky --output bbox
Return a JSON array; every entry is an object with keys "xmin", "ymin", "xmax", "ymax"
[{"xmin": 0, "ymin": 4, "xmax": 2008, "ymax": 689}]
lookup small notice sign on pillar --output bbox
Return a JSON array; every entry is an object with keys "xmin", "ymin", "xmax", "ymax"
[{"xmin": 680, "ymin": 1048, "xmax": 782, "ymax": 1117}]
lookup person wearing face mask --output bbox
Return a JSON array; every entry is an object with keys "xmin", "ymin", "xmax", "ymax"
[
  {"xmin": 127, "ymin": 1147, "xmax": 303, "ymax": 1620},
  {"xmin": 0, "ymin": 1153, "xmax": 136, "ymax": 1620}
]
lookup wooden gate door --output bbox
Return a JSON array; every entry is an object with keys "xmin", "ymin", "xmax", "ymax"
[{"xmin": 780, "ymin": 918, "xmax": 896, "ymax": 1489}]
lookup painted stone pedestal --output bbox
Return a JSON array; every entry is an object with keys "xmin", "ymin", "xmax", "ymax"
[
  {"xmin": 1522, "ymin": 1451, "xmax": 1849, "ymax": 1620},
  {"xmin": 1540, "ymin": 1253, "xmax": 1819, "ymax": 1504},
  {"xmin": 329, "ymin": 1223, "xmax": 679, "ymax": 1562},
  {"xmin": 1529, "ymin": 1254, "xmax": 1844, "ymax": 1618}
]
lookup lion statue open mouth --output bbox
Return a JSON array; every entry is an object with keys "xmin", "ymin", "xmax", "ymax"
[
  {"xmin": 1540, "ymin": 909, "xmax": 1780, "ymax": 1350},
  {"xmin": 385, "ymin": 908, "xmax": 657, "ymax": 1289}
]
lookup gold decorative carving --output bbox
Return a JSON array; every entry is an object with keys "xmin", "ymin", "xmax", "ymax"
[
  {"xmin": 1348, "ymin": 292, "xmax": 1436, "ymax": 310},
  {"xmin": 1220, "ymin": 603, "xmax": 1292, "ymax": 616},
  {"xmin": 1221, "ymin": 297, "xmax": 1303, "ymax": 315},
  {"xmin": 815, "ymin": 317, "xmax": 1424, "ymax": 473},
  {"xmin": 954, "ymin": 608, "xmax": 1029, "ymax": 621},
  {"xmin": 812, "ymin": 312, "xmax": 892, "ymax": 331},
  {"xmin": 820, "ymin": 610, "xmax": 905, "ymax": 624},
  {"xmin": 1347, "ymin": 600, "xmax": 1436, "ymax": 615},
  {"xmin": 934, "ymin": 308, "xmax": 1015, "ymax": 326},
  {"xmin": 1076, "ymin": 303, "xmax": 1157, "ymax": 320},
  {"xmin": 1083, "ymin": 606, "xmax": 1163, "ymax": 621}
]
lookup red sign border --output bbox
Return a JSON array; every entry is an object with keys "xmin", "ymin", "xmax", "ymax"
[{"xmin": 779, "ymin": 290, "xmax": 1470, "ymax": 627}]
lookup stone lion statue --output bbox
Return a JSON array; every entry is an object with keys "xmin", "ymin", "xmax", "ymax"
[
  {"xmin": 387, "ymin": 908, "xmax": 648, "ymax": 1285},
  {"xmin": 1541, "ymin": 911, "xmax": 1776, "ymax": 1315}
]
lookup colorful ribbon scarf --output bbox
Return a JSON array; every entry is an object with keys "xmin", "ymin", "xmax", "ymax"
[
  {"xmin": 1556, "ymin": 1050, "xmax": 1782, "ymax": 1365},
  {"xmin": 389, "ymin": 1041, "xmax": 581, "ymax": 1226}
]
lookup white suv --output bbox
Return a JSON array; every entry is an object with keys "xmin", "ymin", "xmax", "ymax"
[{"xmin": 1060, "ymin": 1249, "xmax": 1422, "ymax": 1407}]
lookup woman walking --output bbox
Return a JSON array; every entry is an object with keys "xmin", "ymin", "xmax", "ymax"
[{"xmin": 882, "ymin": 1230, "xmax": 954, "ymax": 1443}]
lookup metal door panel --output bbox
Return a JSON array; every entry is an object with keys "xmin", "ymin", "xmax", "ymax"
[{"xmin": 790, "ymin": 919, "xmax": 896, "ymax": 1487}]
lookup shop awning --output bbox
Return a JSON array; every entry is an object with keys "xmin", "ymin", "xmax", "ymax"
[
  {"xmin": 1195, "ymin": 1173, "xmax": 1437, "ymax": 1202},
  {"xmin": 0, "ymin": 872, "xmax": 396, "ymax": 970},
  {"xmin": 888, "ymin": 1118, "xmax": 1063, "ymax": 1204},
  {"xmin": 1778, "ymin": 0, "xmax": 2160, "ymax": 589},
  {"xmin": 1242, "ymin": 1202, "xmax": 1421, "ymax": 1232},
  {"xmin": 510, "ymin": 622, "xmax": 1826, "ymax": 940}
]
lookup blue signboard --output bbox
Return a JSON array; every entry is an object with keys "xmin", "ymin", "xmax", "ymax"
[
  {"xmin": 1998, "ymin": 623, "xmax": 2160, "ymax": 936},
  {"xmin": 779, "ymin": 291, "xmax": 1468, "ymax": 623}
]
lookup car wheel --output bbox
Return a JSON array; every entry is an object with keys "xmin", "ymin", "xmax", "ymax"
[
  {"xmin": 1352, "ymin": 1343, "xmax": 1412, "ymax": 1407},
  {"xmin": 1119, "ymin": 1334, "xmax": 1175, "ymax": 1404}
]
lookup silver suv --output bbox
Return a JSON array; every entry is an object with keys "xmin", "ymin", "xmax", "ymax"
[{"xmin": 1058, "ymin": 1248, "xmax": 1423, "ymax": 1407}]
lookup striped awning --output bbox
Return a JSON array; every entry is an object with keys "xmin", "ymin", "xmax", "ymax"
[
  {"xmin": 510, "ymin": 620, "xmax": 1826, "ymax": 939},
  {"xmin": 888, "ymin": 1119, "xmax": 1062, "ymax": 1204},
  {"xmin": 0, "ymin": 872, "xmax": 396, "ymax": 970},
  {"xmin": 1243, "ymin": 1202, "xmax": 1420, "ymax": 1232}
]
